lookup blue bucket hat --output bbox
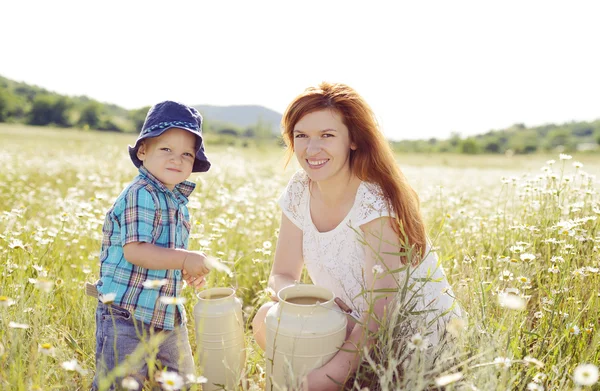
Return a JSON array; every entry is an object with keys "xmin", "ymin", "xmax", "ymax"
[{"xmin": 128, "ymin": 101, "xmax": 211, "ymax": 173}]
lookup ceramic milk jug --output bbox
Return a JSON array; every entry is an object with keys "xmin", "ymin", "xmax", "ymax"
[
  {"xmin": 194, "ymin": 287, "xmax": 245, "ymax": 391},
  {"xmin": 265, "ymin": 284, "xmax": 347, "ymax": 390}
]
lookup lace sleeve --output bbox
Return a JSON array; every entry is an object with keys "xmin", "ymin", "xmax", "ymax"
[
  {"xmin": 277, "ymin": 170, "xmax": 309, "ymax": 229},
  {"xmin": 353, "ymin": 182, "xmax": 396, "ymax": 227}
]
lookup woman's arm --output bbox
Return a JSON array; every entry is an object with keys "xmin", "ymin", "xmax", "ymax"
[
  {"xmin": 268, "ymin": 213, "xmax": 305, "ymax": 297},
  {"xmin": 306, "ymin": 216, "xmax": 402, "ymax": 391}
]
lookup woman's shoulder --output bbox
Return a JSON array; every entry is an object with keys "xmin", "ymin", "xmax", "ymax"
[
  {"xmin": 278, "ymin": 170, "xmax": 310, "ymax": 228},
  {"xmin": 288, "ymin": 169, "xmax": 309, "ymax": 186},
  {"xmin": 284, "ymin": 169, "xmax": 310, "ymax": 195},
  {"xmin": 353, "ymin": 180, "xmax": 395, "ymax": 225},
  {"xmin": 358, "ymin": 181, "xmax": 388, "ymax": 209}
]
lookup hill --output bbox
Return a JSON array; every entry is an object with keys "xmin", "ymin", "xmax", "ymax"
[
  {"xmin": 194, "ymin": 105, "xmax": 282, "ymax": 135},
  {"xmin": 0, "ymin": 74, "xmax": 282, "ymax": 141}
]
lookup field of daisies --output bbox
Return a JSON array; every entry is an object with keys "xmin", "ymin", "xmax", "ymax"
[{"xmin": 1, "ymin": 124, "xmax": 599, "ymax": 391}]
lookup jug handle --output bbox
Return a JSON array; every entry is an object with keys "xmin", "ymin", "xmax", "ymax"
[{"xmin": 334, "ymin": 297, "xmax": 361, "ymax": 322}]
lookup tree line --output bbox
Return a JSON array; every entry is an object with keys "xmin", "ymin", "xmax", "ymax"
[
  {"xmin": 0, "ymin": 75, "xmax": 277, "ymax": 147},
  {"xmin": 391, "ymin": 121, "xmax": 600, "ymax": 155},
  {"xmin": 2, "ymin": 74, "xmax": 599, "ymax": 153}
]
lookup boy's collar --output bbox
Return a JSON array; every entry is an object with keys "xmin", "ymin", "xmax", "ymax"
[{"xmin": 138, "ymin": 166, "xmax": 196, "ymax": 197}]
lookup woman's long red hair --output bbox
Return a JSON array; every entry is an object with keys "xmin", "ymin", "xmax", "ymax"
[{"xmin": 282, "ymin": 82, "xmax": 426, "ymax": 263}]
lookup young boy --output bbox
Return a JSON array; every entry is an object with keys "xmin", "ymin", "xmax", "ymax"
[{"xmin": 91, "ymin": 101, "xmax": 211, "ymax": 390}]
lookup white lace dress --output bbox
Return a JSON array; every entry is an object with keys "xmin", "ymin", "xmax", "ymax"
[{"xmin": 278, "ymin": 170, "xmax": 462, "ymax": 344}]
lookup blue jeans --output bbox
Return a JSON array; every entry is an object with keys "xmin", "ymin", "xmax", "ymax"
[{"xmin": 92, "ymin": 302, "xmax": 195, "ymax": 390}]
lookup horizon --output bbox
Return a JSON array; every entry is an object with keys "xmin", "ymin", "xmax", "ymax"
[
  {"xmin": 1, "ymin": 0, "xmax": 599, "ymax": 141},
  {"xmin": 4, "ymin": 73, "xmax": 600, "ymax": 143}
]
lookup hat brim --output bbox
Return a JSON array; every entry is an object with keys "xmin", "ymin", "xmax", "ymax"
[{"xmin": 128, "ymin": 125, "xmax": 211, "ymax": 173}]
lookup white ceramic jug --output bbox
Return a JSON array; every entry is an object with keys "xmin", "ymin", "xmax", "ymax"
[
  {"xmin": 265, "ymin": 284, "xmax": 347, "ymax": 390},
  {"xmin": 194, "ymin": 287, "xmax": 246, "ymax": 391}
]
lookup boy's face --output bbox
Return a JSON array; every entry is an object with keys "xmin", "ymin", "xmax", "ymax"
[{"xmin": 136, "ymin": 128, "xmax": 196, "ymax": 190}]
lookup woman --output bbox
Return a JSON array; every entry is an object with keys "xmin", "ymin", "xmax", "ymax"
[{"xmin": 252, "ymin": 82, "xmax": 461, "ymax": 390}]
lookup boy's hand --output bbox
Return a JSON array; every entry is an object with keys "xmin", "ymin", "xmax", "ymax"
[
  {"xmin": 182, "ymin": 269, "xmax": 206, "ymax": 290},
  {"xmin": 182, "ymin": 251, "xmax": 210, "ymax": 277}
]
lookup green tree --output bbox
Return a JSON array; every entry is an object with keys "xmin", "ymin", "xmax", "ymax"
[
  {"xmin": 0, "ymin": 88, "xmax": 7, "ymax": 122},
  {"xmin": 28, "ymin": 95, "xmax": 71, "ymax": 126},
  {"xmin": 459, "ymin": 138, "xmax": 480, "ymax": 154},
  {"xmin": 483, "ymin": 139, "xmax": 500, "ymax": 153},
  {"xmin": 51, "ymin": 97, "xmax": 71, "ymax": 127},
  {"xmin": 78, "ymin": 102, "xmax": 102, "ymax": 129},
  {"xmin": 544, "ymin": 128, "xmax": 572, "ymax": 151},
  {"xmin": 28, "ymin": 95, "xmax": 55, "ymax": 125},
  {"xmin": 129, "ymin": 106, "xmax": 150, "ymax": 132}
]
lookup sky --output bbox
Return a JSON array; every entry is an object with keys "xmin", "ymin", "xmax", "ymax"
[{"xmin": 1, "ymin": 0, "xmax": 599, "ymax": 141}]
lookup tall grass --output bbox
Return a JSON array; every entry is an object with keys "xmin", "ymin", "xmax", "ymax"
[{"xmin": 0, "ymin": 125, "xmax": 599, "ymax": 390}]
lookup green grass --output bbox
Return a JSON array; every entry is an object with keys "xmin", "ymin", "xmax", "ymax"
[{"xmin": 0, "ymin": 124, "xmax": 599, "ymax": 390}]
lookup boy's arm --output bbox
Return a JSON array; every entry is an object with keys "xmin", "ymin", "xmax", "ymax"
[{"xmin": 123, "ymin": 242, "xmax": 209, "ymax": 276}]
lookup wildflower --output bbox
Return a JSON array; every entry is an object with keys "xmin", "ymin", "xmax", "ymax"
[
  {"xmin": 498, "ymin": 293, "xmax": 526, "ymax": 311},
  {"xmin": 546, "ymin": 160, "xmax": 556, "ymax": 165},
  {"xmin": 524, "ymin": 356, "xmax": 545, "ymax": 368},
  {"xmin": 548, "ymin": 265, "xmax": 560, "ymax": 274},
  {"xmin": 142, "ymin": 279, "xmax": 168, "ymax": 289},
  {"xmin": 446, "ymin": 317, "xmax": 466, "ymax": 337},
  {"xmin": 372, "ymin": 265, "xmax": 384, "ymax": 275},
  {"xmin": 559, "ymin": 153, "xmax": 572, "ymax": 160},
  {"xmin": 517, "ymin": 276, "xmax": 530, "ymax": 284},
  {"xmin": 520, "ymin": 253, "xmax": 536, "ymax": 262},
  {"xmin": 573, "ymin": 363, "xmax": 599, "ymax": 386},
  {"xmin": 156, "ymin": 371, "xmax": 184, "ymax": 391},
  {"xmin": 435, "ymin": 372, "xmax": 463, "ymax": 386},
  {"xmin": 61, "ymin": 359, "xmax": 88, "ymax": 375},
  {"xmin": 8, "ymin": 239, "xmax": 26, "ymax": 249},
  {"xmin": 407, "ymin": 333, "xmax": 429, "ymax": 351},
  {"xmin": 262, "ymin": 241, "xmax": 272, "ymax": 249},
  {"xmin": 503, "ymin": 287, "xmax": 520, "ymax": 295},
  {"xmin": 159, "ymin": 296, "xmax": 187, "ymax": 305},
  {"xmin": 510, "ymin": 245, "xmax": 525, "ymax": 253},
  {"xmin": 121, "ymin": 377, "xmax": 140, "ymax": 390},
  {"xmin": 494, "ymin": 356, "xmax": 512, "ymax": 369},
  {"xmin": 99, "ymin": 292, "xmax": 116, "ymax": 305},
  {"xmin": 8, "ymin": 322, "xmax": 29, "ymax": 329},
  {"xmin": 185, "ymin": 374, "xmax": 208, "ymax": 384},
  {"xmin": 38, "ymin": 343, "xmax": 56, "ymax": 356},
  {"xmin": 573, "ymin": 161, "xmax": 583, "ymax": 169},
  {"xmin": 526, "ymin": 382, "xmax": 544, "ymax": 391},
  {"xmin": 550, "ymin": 256, "xmax": 565, "ymax": 263},
  {"xmin": 568, "ymin": 324, "xmax": 580, "ymax": 335},
  {"xmin": 499, "ymin": 270, "xmax": 514, "ymax": 282},
  {"xmin": 0, "ymin": 296, "xmax": 15, "ymax": 307},
  {"xmin": 33, "ymin": 279, "xmax": 54, "ymax": 293},
  {"xmin": 204, "ymin": 256, "xmax": 233, "ymax": 277},
  {"xmin": 534, "ymin": 311, "xmax": 543, "ymax": 319}
]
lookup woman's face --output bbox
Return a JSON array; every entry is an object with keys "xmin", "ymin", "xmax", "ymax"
[{"xmin": 292, "ymin": 109, "xmax": 356, "ymax": 183}]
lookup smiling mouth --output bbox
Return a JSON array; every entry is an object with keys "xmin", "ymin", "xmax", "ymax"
[
  {"xmin": 167, "ymin": 168, "xmax": 181, "ymax": 172},
  {"xmin": 306, "ymin": 159, "xmax": 329, "ymax": 168}
]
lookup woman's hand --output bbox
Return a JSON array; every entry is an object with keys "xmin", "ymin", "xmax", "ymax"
[
  {"xmin": 182, "ymin": 269, "xmax": 206, "ymax": 290},
  {"xmin": 304, "ymin": 367, "xmax": 342, "ymax": 391}
]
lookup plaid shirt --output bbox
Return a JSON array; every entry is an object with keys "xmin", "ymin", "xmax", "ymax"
[{"xmin": 97, "ymin": 166, "xmax": 196, "ymax": 330}]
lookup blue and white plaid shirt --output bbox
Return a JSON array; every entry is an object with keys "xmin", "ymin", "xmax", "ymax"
[{"xmin": 97, "ymin": 166, "xmax": 196, "ymax": 330}]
